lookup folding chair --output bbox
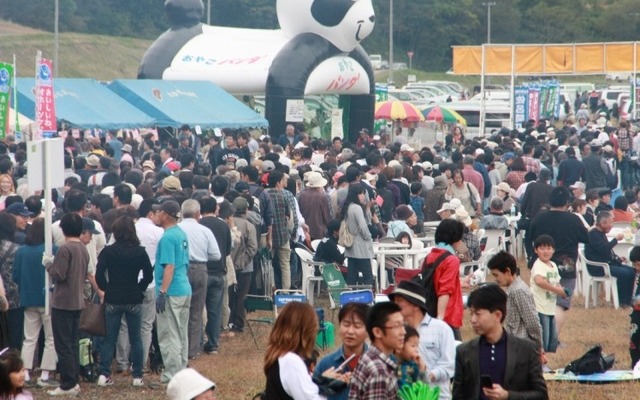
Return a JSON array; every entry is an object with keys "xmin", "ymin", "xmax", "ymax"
[
  {"xmin": 339, "ymin": 289, "xmax": 375, "ymax": 306},
  {"xmin": 321, "ymin": 263, "xmax": 370, "ymax": 320},
  {"xmin": 244, "ymin": 294, "xmax": 275, "ymax": 350},
  {"xmin": 273, "ymin": 289, "xmax": 307, "ymax": 318}
]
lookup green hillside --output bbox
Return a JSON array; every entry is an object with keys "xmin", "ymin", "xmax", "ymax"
[{"xmin": 0, "ymin": 20, "xmax": 152, "ymax": 80}]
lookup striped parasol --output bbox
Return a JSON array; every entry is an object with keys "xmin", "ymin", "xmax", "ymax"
[
  {"xmin": 374, "ymin": 100, "xmax": 425, "ymax": 122},
  {"xmin": 421, "ymin": 105, "xmax": 466, "ymax": 125}
]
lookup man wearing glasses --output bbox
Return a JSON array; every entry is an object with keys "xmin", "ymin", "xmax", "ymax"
[{"xmin": 348, "ymin": 302, "xmax": 405, "ymax": 400}]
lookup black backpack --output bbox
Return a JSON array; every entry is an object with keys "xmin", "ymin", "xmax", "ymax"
[
  {"xmin": 564, "ymin": 345, "xmax": 615, "ymax": 375},
  {"xmin": 412, "ymin": 251, "xmax": 452, "ymax": 318}
]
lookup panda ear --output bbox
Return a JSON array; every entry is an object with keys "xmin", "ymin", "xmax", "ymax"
[{"xmin": 311, "ymin": 0, "xmax": 355, "ymax": 27}]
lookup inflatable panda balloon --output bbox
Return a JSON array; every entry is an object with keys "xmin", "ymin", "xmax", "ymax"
[{"xmin": 138, "ymin": 0, "xmax": 376, "ymax": 140}]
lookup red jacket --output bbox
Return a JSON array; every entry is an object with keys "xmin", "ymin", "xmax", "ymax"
[{"xmin": 424, "ymin": 248, "xmax": 463, "ymax": 328}]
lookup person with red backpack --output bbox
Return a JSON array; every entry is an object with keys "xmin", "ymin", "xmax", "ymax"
[{"xmin": 420, "ymin": 219, "xmax": 465, "ymax": 341}]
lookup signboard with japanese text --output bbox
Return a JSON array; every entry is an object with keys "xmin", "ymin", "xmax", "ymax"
[
  {"xmin": 0, "ymin": 62, "xmax": 12, "ymax": 139},
  {"xmin": 35, "ymin": 58, "xmax": 56, "ymax": 140},
  {"xmin": 285, "ymin": 99, "xmax": 304, "ymax": 122},
  {"xmin": 513, "ymin": 87, "xmax": 528, "ymax": 129},
  {"xmin": 331, "ymin": 109, "xmax": 344, "ymax": 139},
  {"xmin": 527, "ymin": 88, "xmax": 540, "ymax": 125}
]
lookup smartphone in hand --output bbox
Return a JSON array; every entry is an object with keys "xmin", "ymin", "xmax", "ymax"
[{"xmin": 480, "ymin": 375, "xmax": 493, "ymax": 389}]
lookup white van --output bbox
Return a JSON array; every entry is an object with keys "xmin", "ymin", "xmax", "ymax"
[
  {"xmin": 446, "ymin": 100, "xmax": 511, "ymax": 138},
  {"xmin": 369, "ymin": 54, "xmax": 382, "ymax": 70}
]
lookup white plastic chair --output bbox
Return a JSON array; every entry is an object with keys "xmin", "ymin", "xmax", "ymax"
[
  {"xmin": 294, "ymin": 247, "xmax": 324, "ymax": 306},
  {"xmin": 311, "ymin": 239, "xmax": 321, "ymax": 251},
  {"xmin": 483, "ymin": 229, "xmax": 505, "ymax": 253},
  {"xmin": 578, "ymin": 248, "xmax": 619, "ymax": 309},
  {"xmin": 613, "ymin": 242, "xmax": 634, "ymax": 260}
]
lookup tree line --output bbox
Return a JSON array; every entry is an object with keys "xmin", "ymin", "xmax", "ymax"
[{"xmin": 1, "ymin": 0, "xmax": 639, "ymax": 71}]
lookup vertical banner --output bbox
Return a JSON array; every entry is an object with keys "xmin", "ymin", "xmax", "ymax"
[
  {"xmin": 528, "ymin": 88, "xmax": 540, "ymax": 125},
  {"xmin": 514, "ymin": 87, "xmax": 529, "ymax": 129},
  {"xmin": 0, "ymin": 62, "xmax": 13, "ymax": 139},
  {"xmin": 35, "ymin": 58, "xmax": 56, "ymax": 139},
  {"xmin": 330, "ymin": 109, "xmax": 344, "ymax": 139},
  {"xmin": 374, "ymin": 84, "xmax": 388, "ymax": 133}
]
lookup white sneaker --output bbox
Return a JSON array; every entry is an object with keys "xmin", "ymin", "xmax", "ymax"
[
  {"xmin": 97, "ymin": 375, "xmax": 113, "ymax": 387},
  {"xmin": 132, "ymin": 378, "xmax": 144, "ymax": 387},
  {"xmin": 47, "ymin": 384, "xmax": 80, "ymax": 396}
]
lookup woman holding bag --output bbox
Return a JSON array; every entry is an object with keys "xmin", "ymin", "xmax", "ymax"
[
  {"xmin": 95, "ymin": 216, "xmax": 153, "ymax": 388},
  {"xmin": 340, "ymin": 185, "xmax": 374, "ymax": 287}
]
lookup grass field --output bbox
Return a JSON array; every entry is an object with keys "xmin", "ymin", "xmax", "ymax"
[{"xmin": 21, "ymin": 257, "xmax": 640, "ymax": 399}]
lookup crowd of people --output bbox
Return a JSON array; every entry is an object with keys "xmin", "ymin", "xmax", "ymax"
[{"xmin": 0, "ymin": 105, "xmax": 639, "ymax": 399}]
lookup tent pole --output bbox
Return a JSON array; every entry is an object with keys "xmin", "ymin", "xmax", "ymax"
[{"xmin": 634, "ymin": 42, "xmax": 637, "ymax": 120}]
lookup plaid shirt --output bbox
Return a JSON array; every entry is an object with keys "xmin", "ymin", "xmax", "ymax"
[
  {"xmin": 282, "ymin": 189, "xmax": 299, "ymax": 238},
  {"xmin": 266, "ymin": 188, "xmax": 291, "ymax": 247},
  {"xmin": 348, "ymin": 345, "xmax": 399, "ymax": 400},
  {"xmin": 521, "ymin": 156, "xmax": 541, "ymax": 175},
  {"xmin": 504, "ymin": 276, "xmax": 543, "ymax": 349}
]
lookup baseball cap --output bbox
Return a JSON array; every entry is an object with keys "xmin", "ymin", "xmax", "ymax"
[
  {"xmin": 82, "ymin": 217, "xmax": 100, "ymax": 234},
  {"xmin": 569, "ymin": 182, "xmax": 586, "ymax": 190},
  {"xmin": 501, "ymin": 152, "xmax": 515, "ymax": 163},
  {"xmin": 86, "ymin": 154, "xmax": 100, "ymax": 167},
  {"xmin": 6, "ymin": 202, "xmax": 34, "ymax": 217},
  {"xmin": 152, "ymin": 200, "xmax": 182, "ymax": 219},
  {"xmin": 232, "ymin": 197, "xmax": 248, "ymax": 213},
  {"xmin": 162, "ymin": 176, "xmax": 182, "ymax": 192},
  {"xmin": 262, "ymin": 160, "xmax": 275, "ymax": 172}
]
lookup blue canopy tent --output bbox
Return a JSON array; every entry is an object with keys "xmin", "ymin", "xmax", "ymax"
[
  {"xmin": 15, "ymin": 78, "xmax": 156, "ymax": 129},
  {"xmin": 107, "ymin": 79, "xmax": 269, "ymax": 129}
]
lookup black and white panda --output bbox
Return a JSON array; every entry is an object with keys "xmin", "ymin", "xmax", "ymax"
[{"xmin": 138, "ymin": 0, "xmax": 376, "ymax": 141}]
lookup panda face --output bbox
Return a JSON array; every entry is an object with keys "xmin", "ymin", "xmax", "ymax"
[{"xmin": 278, "ymin": 0, "xmax": 375, "ymax": 52}]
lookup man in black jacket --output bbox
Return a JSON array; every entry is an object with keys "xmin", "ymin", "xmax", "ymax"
[{"xmin": 453, "ymin": 285, "xmax": 548, "ymax": 400}]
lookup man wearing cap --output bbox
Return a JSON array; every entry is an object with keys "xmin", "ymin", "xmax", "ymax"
[
  {"xmin": 79, "ymin": 154, "xmax": 100, "ymax": 184},
  {"xmin": 390, "ymin": 281, "xmax": 455, "ymax": 399},
  {"xmin": 355, "ymin": 128, "xmax": 371, "ymax": 148},
  {"xmin": 595, "ymin": 189, "xmax": 613, "ymax": 214},
  {"xmin": 6, "ymin": 202, "xmax": 33, "ymax": 244},
  {"xmin": 298, "ymin": 172, "xmax": 331, "ymax": 240},
  {"xmin": 557, "ymin": 147, "xmax": 584, "ymax": 188},
  {"xmin": 569, "ymin": 182, "xmax": 586, "ymax": 200},
  {"xmin": 167, "ymin": 368, "xmax": 216, "ymax": 400},
  {"xmin": 121, "ymin": 143, "xmax": 134, "ymax": 165},
  {"xmin": 582, "ymin": 141, "xmax": 608, "ymax": 190},
  {"xmin": 177, "ymin": 200, "xmax": 221, "ymax": 360},
  {"xmin": 153, "ymin": 200, "xmax": 191, "ymax": 385},
  {"xmin": 421, "ymin": 162, "xmax": 435, "ymax": 190}
]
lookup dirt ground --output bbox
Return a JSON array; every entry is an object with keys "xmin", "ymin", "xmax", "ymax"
[{"xmin": 26, "ymin": 259, "xmax": 640, "ymax": 399}]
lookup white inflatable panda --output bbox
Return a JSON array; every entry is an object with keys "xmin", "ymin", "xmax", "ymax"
[{"xmin": 138, "ymin": 0, "xmax": 376, "ymax": 140}]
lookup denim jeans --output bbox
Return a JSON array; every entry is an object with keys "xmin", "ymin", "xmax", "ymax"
[
  {"xmin": 100, "ymin": 303, "xmax": 143, "ymax": 378},
  {"xmin": 538, "ymin": 313, "xmax": 558, "ymax": 353},
  {"xmin": 205, "ymin": 274, "xmax": 225, "ymax": 350},
  {"xmin": 115, "ymin": 286, "xmax": 156, "ymax": 371}
]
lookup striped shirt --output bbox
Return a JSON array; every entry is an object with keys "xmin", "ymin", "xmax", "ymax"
[{"xmin": 267, "ymin": 188, "xmax": 291, "ymax": 247}]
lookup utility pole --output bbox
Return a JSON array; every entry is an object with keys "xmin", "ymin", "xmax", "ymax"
[
  {"xmin": 482, "ymin": 2, "xmax": 496, "ymax": 44},
  {"xmin": 389, "ymin": 0, "xmax": 394, "ymax": 84},
  {"xmin": 54, "ymin": 0, "xmax": 59, "ymax": 77}
]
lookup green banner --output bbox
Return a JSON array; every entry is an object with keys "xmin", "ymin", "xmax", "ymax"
[
  {"xmin": 0, "ymin": 62, "xmax": 13, "ymax": 140},
  {"xmin": 374, "ymin": 84, "xmax": 388, "ymax": 134}
]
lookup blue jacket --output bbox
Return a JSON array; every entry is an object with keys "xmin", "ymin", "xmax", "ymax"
[{"xmin": 13, "ymin": 243, "xmax": 58, "ymax": 308}]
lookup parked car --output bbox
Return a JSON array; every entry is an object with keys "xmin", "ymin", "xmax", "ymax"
[
  {"xmin": 369, "ymin": 54, "xmax": 382, "ymax": 70},
  {"xmin": 392, "ymin": 62, "xmax": 408, "ymax": 70}
]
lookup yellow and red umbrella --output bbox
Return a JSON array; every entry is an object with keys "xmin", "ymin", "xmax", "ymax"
[
  {"xmin": 374, "ymin": 100, "xmax": 425, "ymax": 122},
  {"xmin": 421, "ymin": 105, "xmax": 466, "ymax": 125}
]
